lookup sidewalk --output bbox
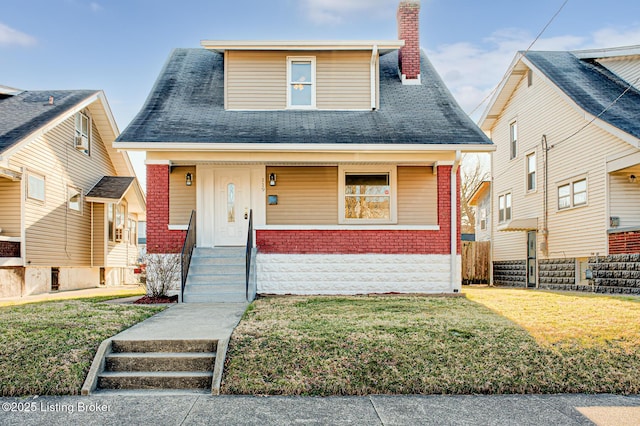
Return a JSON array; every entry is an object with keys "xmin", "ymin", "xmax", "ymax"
[
  {"xmin": 1, "ymin": 393, "xmax": 639, "ymax": 425},
  {"xmin": 0, "ymin": 285, "xmax": 144, "ymax": 307}
]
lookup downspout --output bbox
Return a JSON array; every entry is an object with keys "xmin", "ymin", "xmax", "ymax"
[
  {"xmin": 451, "ymin": 150, "xmax": 461, "ymax": 291},
  {"xmin": 541, "ymin": 135, "xmax": 549, "ymax": 256},
  {"xmin": 90, "ymin": 203, "xmax": 94, "ymax": 268},
  {"xmin": 370, "ymin": 45, "xmax": 378, "ymax": 110}
]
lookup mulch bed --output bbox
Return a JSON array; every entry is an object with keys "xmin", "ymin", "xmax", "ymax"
[{"xmin": 133, "ymin": 295, "xmax": 179, "ymax": 304}]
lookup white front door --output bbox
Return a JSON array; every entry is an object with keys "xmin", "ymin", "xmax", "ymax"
[{"xmin": 214, "ymin": 169, "xmax": 251, "ymax": 246}]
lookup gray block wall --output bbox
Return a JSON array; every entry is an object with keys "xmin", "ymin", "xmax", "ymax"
[
  {"xmin": 589, "ymin": 253, "xmax": 640, "ymax": 294},
  {"xmin": 492, "ymin": 260, "xmax": 526, "ymax": 287},
  {"xmin": 538, "ymin": 258, "xmax": 577, "ymax": 290}
]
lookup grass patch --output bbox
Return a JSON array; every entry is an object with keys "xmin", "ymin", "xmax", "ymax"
[
  {"xmin": 0, "ymin": 299, "xmax": 164, "ymax": 396},
  {"xmin": 223, "ymin": 291, "xmax": 640, "ymax": 395}
]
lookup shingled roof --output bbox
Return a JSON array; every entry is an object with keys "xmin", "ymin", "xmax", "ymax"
[
  {"xmin": 86, "ymin": 176, "xmax": 135, "ymax": 201},
  {"xmin": 524, "ymin": 51, "xmax": 640, "ymax": 140},
  {"xmin": 117, "ymin": 48, "xmax": 491, "ymax": 146},
  {"xmin": 0, "ymin": 90, "xmax": 99, "ymax": 153}
]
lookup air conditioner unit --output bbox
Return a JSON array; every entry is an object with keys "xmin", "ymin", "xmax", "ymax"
[
  {"xmin": 115, "ymin": 228, "xmax": 123, "ymax": 242},
  {"xmin": 75, "ymin": 135, "xmax": 89, "ymax": 151}
]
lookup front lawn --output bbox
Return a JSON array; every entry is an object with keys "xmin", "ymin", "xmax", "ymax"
[
  {"xmin": 0, "ymin": 298, "xmax": 164, "ymax": 396},
  {"xmin": 222, "ymin": 289, "xmax": 640, "ymax": 395}
]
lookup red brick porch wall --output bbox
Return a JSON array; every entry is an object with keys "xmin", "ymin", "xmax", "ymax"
[
  {"xmin": 257, "ymin": 166, "xmax": 461, "ymax": 255},
  {"xmin": 609, "ymin": 230, "xmax": 640, "ymax": 254},
  {"xmin": 146, "ymin": 164, "xmax": 186, "ymax": 254}
]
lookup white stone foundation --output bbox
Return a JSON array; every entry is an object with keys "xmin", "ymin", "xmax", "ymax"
[{"xmin": 257, "ymin": 253, "xmax": 462, "ymax": 295}]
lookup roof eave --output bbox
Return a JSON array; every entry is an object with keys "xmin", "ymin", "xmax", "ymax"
[
  {"xmin": 200, "ymin": 40, "xmax": 405, "ymax": 54},
  {"xmin": 113, "ymin": 141, "xmax": 496, "ymax": 153}
]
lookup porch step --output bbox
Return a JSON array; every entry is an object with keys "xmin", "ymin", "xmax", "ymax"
[
  {"xmin": 183, "ymin": 247, "xmax": 248, "ymax": 303},
  {"xmin": 96, "ymin": 339, "xmax": 217, "ymax": 392}
]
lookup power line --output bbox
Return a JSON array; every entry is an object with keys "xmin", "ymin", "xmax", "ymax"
[{"xmin": 469, "ymin": 0, "xmax": 570, "ymax": 117}]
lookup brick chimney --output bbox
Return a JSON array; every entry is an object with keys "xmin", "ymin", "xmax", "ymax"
[{"xmin": 397, "ymin": 0, "xmax": 421, "ymax": 85}]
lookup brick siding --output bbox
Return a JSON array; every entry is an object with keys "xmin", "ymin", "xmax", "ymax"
[
  {"xmin": 609, "ymin": 230, "xmax": 640, "ymax": 255},
  {"xmin": 146, "ymin": 164, "xmax": 186, "ymax": 254},
  {"xmin": 257, "ymin": 166, "xmax": 461, "ymax": 255}
]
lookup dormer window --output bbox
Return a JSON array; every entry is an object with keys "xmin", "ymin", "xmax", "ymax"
[{"xmin": 287, "ymin": 57, "xmax": 315, "ymax": 108}]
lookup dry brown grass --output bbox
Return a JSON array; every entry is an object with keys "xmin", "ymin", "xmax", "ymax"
[{"xmin": 222, "ymin": 291, "xmax": 640, "ymax": 396}]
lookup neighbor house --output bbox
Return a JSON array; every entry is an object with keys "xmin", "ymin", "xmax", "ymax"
[
  {"xmin": 0, "ymin": 87, "xmax": 145, "ymax": 297},
  {"xmin": 115, "ymin": 0, "xmax": 493, "ymax": 300},
  {"xmin": 468, "ymin": 180, "xmax": 491, "ymax": 242},
  {"xmin": 480, "ymin": 45, "xmax": 640, "ymax": 291}
]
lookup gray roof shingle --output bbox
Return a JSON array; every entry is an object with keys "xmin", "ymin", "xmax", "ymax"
[
  {"xmin": 0, "ymin": 90, "xmax": 98, "ymax": 153},
  {"xmin": 86, "ymin": 176, "xmax": 135, "ymax": 200},
  {"xmin": 525, "ymin": 51, "xmax": 640, "ymax": 140},
  {"xmin": 117, "ymin": 48, "xmax": 491, "ymax": 146}
]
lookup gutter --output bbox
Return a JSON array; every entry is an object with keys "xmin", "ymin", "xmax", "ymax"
[{"xmin": 451, "ymin": 150, "xmax": 461, "ymax": 291}]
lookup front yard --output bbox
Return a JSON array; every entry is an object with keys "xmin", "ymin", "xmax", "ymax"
[
  {"xmin": 0, "ymin": 297, "xmax": 164, "ymax": 396},
  {"xmin": 222, "ymin": 288, "xmax": 640, "ymax": 395}
]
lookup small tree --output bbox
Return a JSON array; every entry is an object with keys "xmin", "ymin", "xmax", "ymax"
[
  {"xmin": 145, "ymin": 254, "xmax": 180, "ymax": 298},
  {"xmin": 461, "ymin": 154, "xmax": 490, "ymax": 234}
]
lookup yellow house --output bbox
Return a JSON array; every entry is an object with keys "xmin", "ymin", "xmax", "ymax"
[
  {"xmin": 481, "ymin": 46, "xmax": 640, "ymax": 292},
  {"xmin": 116, "ymin": 1, "xmax": 494, "ymax": 301},
  {"xmin": 0, "ymin": 87, "xmax": 145, "ymax": 297}
]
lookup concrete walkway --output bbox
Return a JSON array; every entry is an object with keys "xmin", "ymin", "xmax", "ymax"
[
  {"xmin": 111, "ymin": 302, "xmax": 248, "ymax": 341},
  {"xmin": 1, "ymin": 394, "xmax": 639, "ymax": 425}
]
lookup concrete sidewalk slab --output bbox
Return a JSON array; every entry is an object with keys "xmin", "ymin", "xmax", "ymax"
[{"xmin": 2, "ymin": 394, "xmax": 639, "ymax": 426}]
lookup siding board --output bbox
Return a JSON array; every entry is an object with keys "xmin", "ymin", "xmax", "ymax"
[
  {"xmin": 227, "ymin": 50, "xmax": 371, "ymax": 110},
  {"xmin": 170, "ymin": 166, "xmax": 196, "ymax": 225},
  {"xmin": 397, "ymin": 166, "xmax": 438, "ymax": 225},
  {"xmin": 0, "ymin": 179, "xmax": 21, "ymax": 237}
]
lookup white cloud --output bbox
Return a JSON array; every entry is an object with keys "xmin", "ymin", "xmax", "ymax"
[
  {"xmin": 428, "ymin": 26, "xmax": 640, "ymax": 119},
  {"xmin": 90, "ymin": 2, "xmax": 103, "ymax": 12},
  {"xmin": 301, "ymin": 0, "xmax": 396, "ymax": 25},
  {"xmin": 0, "ymin": 23, "xmax": 36, "ymax": 47}
]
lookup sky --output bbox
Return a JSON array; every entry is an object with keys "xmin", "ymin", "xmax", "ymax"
[{"xmin": 3, "ymin": 0, "xmax": 640, "ymax": 187}]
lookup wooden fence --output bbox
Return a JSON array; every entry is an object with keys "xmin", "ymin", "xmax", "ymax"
[{"xmin": 462, "ymin": 241, "xmax": 490, "ymax": 284}]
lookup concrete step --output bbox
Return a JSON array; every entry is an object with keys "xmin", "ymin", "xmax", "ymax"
[
  {"xmin": 184, "ymin": 282, "xmax": 245, "ymax": 294},
  {"xmin": 182, "ymin": 291, "xmax": 247, "ymax": 303},
  {"xmin": 111, "ymin": 339, "xmax": 217, "ymax": 354},
  {"xmin": 188, "ymin": 263, "xmax": 245, "ymax": 275},
  {"xmin": 193, "ymin": 247, "xmax": 245, "ymax": 258},
  {"xmin": 186, "ymin": 272, "xmax": 245, "ymax": 284},
  {"xmin": 97, "ymin": 371, "xmax": 212, "ymax": 390},
  {"xmin": 105, "ymin": 352, "xmax": 216, "ymax": 372}
]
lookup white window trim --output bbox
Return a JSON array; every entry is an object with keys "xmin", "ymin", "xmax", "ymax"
[
  {"xmin": 526, "ymin": 151, "xmax": 536, "ymax": 193},
  {"xmin": 74, "ymin": 111, "xmax": 91, "ymax": 155},
  {"xmin": 67, "ymin": 186, "xmax": 83, "ymax": 214},
  {"xmin": 498, "ymin": 192, "xmax": 512, "ymax": 223},
  {"xmin": 338, "ymin": 165, "xmax": 397, "ymax": 225},
  {"xmin": 26, "ymin": 171, "xmax": 46, "ymax": 203},
  {"xmin": 286, "ymin": 56, "xmax": 316, "ymax": 109},
  {"xmin": 509, "ymin": 120, "xmax": 518, "ymax": 160},
  {"xmin": 557, "ymin": 175, "xmax": 588, "ymax": 211}
]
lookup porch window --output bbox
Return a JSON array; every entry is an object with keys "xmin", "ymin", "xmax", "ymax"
[
  {"xmin": 27, "ymin": 172, "xmax": 45, "ymax": 202},
  {"xmin": 479, "ymin": 208, "xmax": 487, "ymax": 231},
  {"xmin": 339, "ymin": 166, "xmax": 397, "ymax": 224},
  {"xmin": 128, "ymin": 218, "xmax": 137, "ymax": 245},
  {"xmin": 68, "ymin": 186, "xmax": 82, "ymax": 213},
  {"xmin": 498, "ymin": 193, "xmax": 512, "ymax": 223},
  {"xmin": 287, "ymin": 57, "xmax": 315, "ymax": 108},
  {"xmin": 108, "ymin": 203, "xmax": 127, "ymax": 242},
  {"xmin": 558, "ymin": 177, "xmax": 587, "ymax": 210}
]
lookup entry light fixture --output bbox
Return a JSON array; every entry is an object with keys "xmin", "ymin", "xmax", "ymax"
[
  {"xmin": 630, "ymin": 174, "xmax": 637, "ymax": 184},
  {"xmin": 185, "ymin": 172, "xmax": 193, "ymax": 186},
  {"xmin": 269, "ymin": 173, "xmax": 277, "ymax": 186}
]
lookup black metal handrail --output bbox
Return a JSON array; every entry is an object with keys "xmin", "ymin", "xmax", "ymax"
[
  {"xmin": 245, "ymin": 209, "xmax": 253, "ymax": 301},
  {"xmin": 181, "ymin": 210, "xmax": 196, "ymax": 302}
]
